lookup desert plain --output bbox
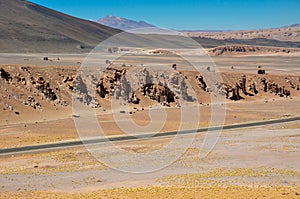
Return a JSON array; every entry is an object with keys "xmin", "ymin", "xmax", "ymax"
[{"xmin": 0, "ymin": 51, "xmax": 300, "ymax": 198}]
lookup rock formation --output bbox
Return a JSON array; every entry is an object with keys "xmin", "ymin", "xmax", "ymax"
[
  {"xmin": 96, "ymin": 80, "xmax": 108, "ymax": 98},
  {"xmin": 31, "ymin": 75, "xmax": 57, "ymax": 101},
  {"xmin": 0, "ymin": 68, "xmax": 12, "ymax": 82},
  {"xmin": 73, "ymin": 75, "xmax": 92, "ymax": 105},
  {"xmin": 196, "ymin": 75, "xmax": 207, "ymax": 91},
  {"xmin": 22, "ymin": 96, "xmax": 41, "ymax": 109},
  {"xmin": 260, "ymin": 78, "xmax": 291, "ymax": 97}
]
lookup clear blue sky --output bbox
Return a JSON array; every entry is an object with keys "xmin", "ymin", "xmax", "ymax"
[{"xmin": 29, "ymin": 0, "xmax": 300, "ymax": 30}]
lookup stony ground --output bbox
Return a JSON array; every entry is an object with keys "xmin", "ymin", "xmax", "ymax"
[
  {"xmin": 0, "ymin": 54, "xmax": 299, "ymax": 198},
  {"xmin": 0, "ymin": 121, "xmax": 300, "ymax": 198}
]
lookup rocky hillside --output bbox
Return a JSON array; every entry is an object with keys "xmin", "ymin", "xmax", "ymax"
[{"xmin": 1, "ymin": 64, "xmax": 299, "ymax": 123}]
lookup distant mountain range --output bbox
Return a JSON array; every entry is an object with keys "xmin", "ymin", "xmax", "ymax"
[
  {"xmin": 0, "ymin": 1, "xmax": 299, "ymax": 53},
  {"xmin": 96, "ymin": 15, "xmax": 156, "ymax": 30},
  {"xmin": 96, "ymin": 15, "xmax": 300, "ymax": 33},
  {"xmin": 281, "ymin": 24, "xmax": 300, "ymax": 28}
]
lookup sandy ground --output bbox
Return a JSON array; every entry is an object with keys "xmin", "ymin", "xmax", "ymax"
[
  {"xmin": 0, "ymin": 97, "xmax": 300, "ymax": 149},
  {"xmin": 0, "ymin": 121, "xmax": 299, "ymax": 198},
  {"xmin": 0, "ymin": 53, "xmax": 299, "ymax": 148},
  {"xmin": 0, "ymin": 53, "xmax": 299, "ymax": 198}
]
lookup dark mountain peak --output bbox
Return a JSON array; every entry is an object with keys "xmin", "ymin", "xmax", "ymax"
[
  {"xmin": 96, "ymin": 15, "xmax": 156, "ymax": 31},
  {"xmin": 281, "ymin": 24, "xmax": 300, "ymax": 28}
]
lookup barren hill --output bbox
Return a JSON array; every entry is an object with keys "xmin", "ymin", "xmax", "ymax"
[
  {"xmin": 1, "ymin": 0, "xmax": 300, "ymax": 53},
  {"xmin": 0, "ymin": 0, "xmax": 121, "ymax": 53}
]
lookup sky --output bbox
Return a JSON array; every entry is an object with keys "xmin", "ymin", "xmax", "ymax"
[{"xmin": 29, "ymin": 0, "xmax": 300, "ymax": 30}]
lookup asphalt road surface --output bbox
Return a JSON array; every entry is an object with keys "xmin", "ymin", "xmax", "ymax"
[{"xmin": 1, "ymin": 116, "xmax": 300, "ymax": 156}]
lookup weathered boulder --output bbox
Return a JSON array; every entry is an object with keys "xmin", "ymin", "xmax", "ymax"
[
  {"xmin": 196, "ymin": 75, "xmax": 207, "ymax": 91},
  {"xmin": 0, "ymin": 68, "xmax": 12, "ymax": 82}
]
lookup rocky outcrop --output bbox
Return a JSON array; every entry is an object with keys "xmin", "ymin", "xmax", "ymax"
[
  {"xmin": 261, "ymin": 78, "xmax": 291, "ymax": 97},
  {"xmin": 210, "ymin": 45, "xmax": 257, "ymax": 56},
  {"xmin": 31, "ymin": 75, "xmax": 57, "ymax": 101},
  {"xmin": 22, "ymin": 96, "xmax": 41, "ymax": 109},
  {"xmin": 94, "ymin": 66, "xmax": 194, "ymax": 106},
  {"xmin": 14, "ymin": 73, "xmax": 26, "ymax": 85},
  {"xmin": 216, "ymin": 82, "xmax": 244, "ymax": 101},
  {"xmin": 73, "ymin": 75, "xmax": 92, "ymax": 105},
  {"xmin": 134, "ymin": 68, "xmax": 193, "ymax": 105},
  {"xmin": 196, "ymin": 75, "xmax": 207, "ymax": 91},
  {"xmin": 217, "ymin": 75, "xmax": 258, "ymax": 101},
  {"xmin": 218, "ymin": 74, "xmax": 299, "ymax": 101},
  {"xmin": 286, "ymin": 78, "xmax": 300, "ymax": 90},
  {"xmin": 63, "ymin": 75, "xmax": 75, "ymax": 90},
  {"xmin": 257, "ymin": 69, "xmax": 266, "ymax": 74},
  {"xmin": 96, "ymin": 80, "xmax": 108, "ymax": 98},
  {"xmin": 248, "ymin": 82, "xmax": 258, "ymax": 94},
  {"xmin": 141, "ymin": 83, "xmax": 175, "ymax": 105},
  {"xmin": 209, "ymin": 45, "xmax": 300, "ymax": 56},
  {"xmin": 1, "ymin": 64, "xmax": 298, "ymax": 114},
  {"xmin": 230, "ymin": 83, "xmax": 244, "ymax": 101},
  {"xmin": 0, "ymin": 68, "xmax": 12, "ymax": 82},
  {"xmin": 113, "ymin": 75, "xmax": 132, "ymax": 102}
]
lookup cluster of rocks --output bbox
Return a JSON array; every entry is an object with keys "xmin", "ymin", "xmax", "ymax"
[
  {"xmin": 168, "ymin": 72, "xmax": 192, "ymax": 102},
  {"xmin": 216, "ymin": 75, "xmax": 258, "ymax": 101},
  {"xmin": 63, "ymin": 75, "xmax": 75, "ymax": 90},
  {"xmin": 239, "ymin": 75, "xmax": 257, "ymax": 96},
  {"xmin": 209, "ymin": 45, "xmax": 299, "ymax": 56},
  {"xmin": 96, "ymin": 80, "xmax": 108, "ymax": 98},
  {"xmin": 59, "ymin": 73, "xmax": 99, "ymax": 107},
  {"xmin": 3, "ymin": 63, "xmax": 299, "ymax": 113},
  {"xmin": 72, "ymin": 75, "xmax": 93, "ymax": 105},
  {"xmin": 149, "ymin": 49, "xmax": 173, "ymax": 55},
  {"xmin": 114, "ymin": 75, "xmax": 140, "ymax": 104},
  {"xmin": 210, "ymin": 45, "xmax": 258, "ymax": 56},
  {"xmin": 141, "ymin": 84, "xmax": 175, "ymax": 105},
  {"xmin": 14, "ymin": 73, "xmax": 27, "ymax": 85},
  {"xmin": 25, "ymin": 71, "xmax": 69, "ymax": 107},
  {"xmin": 97, "ymin": 67, "xmax": 141, "ymax": 104},
  {"xmin": 216, "ymin": 74, "xmax": 299, "ymax": 101},
  {"xmin": 95, "ymin": 67, "xmax": 139, "ymax": 105},
  {"xmin": 0, "ymin": 68, "xmax": 12, "ymax": 82},
  {"xmin": 31, "ymin": 75, "xmax": 57, "ymax": 101},
  {"xmin": 20, "ymin": 66, "xmax": 31, "ymax": 72},
  {"xmin": 1, "ymin": 67, "xmax": 91, "ymax": 111},
  {"xmin": 216, "ymin": 82, "xmax": 244, "ymax": 101},
  {"xmin": 22, "ymin": 96, "xmax": 41, "ymax": 109},
  {"xmin": 107, "ymin": 47, "xmax": 119, "ymax": 53},
  {"xmin": 96, "ymin": 67, "xmax": 126, "ymax": 99},
  {"xmin": 2, "ymin": 104, "xmax": 20, "ymax": 115},
  {"xmin": 257, "ymin": 69, "xmax": 266, "ymax": 74},
  {"xmin": 261, "ymin": 78, "xmax": 291, "ymax": 97},
  {"xmin": 257, "ymin": 66, "xmax": 266, "ymax": 74},
  {"xmin": 134, "ymin": 68, "xmax": 193, "ymax": 105},
  {"xmin": 196, "ymin": 75, "xmax": 207, "ymax": 91},
  {"xmin": 286, "ymin": 78, "xmax": 300, "ymax": 90},
  {"xmin": 69, "ymin": 74, "xmax": 100, "ymax": 108},
  {"xmin": 94, "ymin": 66, "xmax": 193, "ymax": 106}
]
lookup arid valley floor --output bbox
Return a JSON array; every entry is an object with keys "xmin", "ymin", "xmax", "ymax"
[{"xmin": 0, "ymin": 52, "xmax": 300, "ymax": 198}]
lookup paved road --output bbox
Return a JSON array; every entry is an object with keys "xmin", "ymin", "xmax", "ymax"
[{"xmin": 1, "ymin": 116, "xmax": 300, "ymax": 156}]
